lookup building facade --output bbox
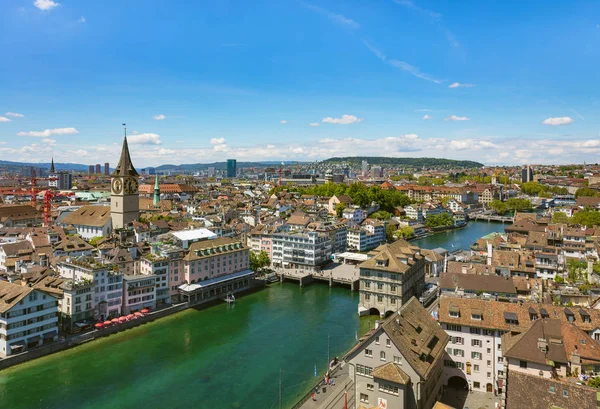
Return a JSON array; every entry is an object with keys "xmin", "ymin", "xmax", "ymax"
[{"xmin": 111, "ymin": 136, "xmax": 140, "ymax": 229}]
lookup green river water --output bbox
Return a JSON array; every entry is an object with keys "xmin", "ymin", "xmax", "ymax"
[{"xmin": 0, "ymin": 221, "xmax": 505, "ymax": 409}]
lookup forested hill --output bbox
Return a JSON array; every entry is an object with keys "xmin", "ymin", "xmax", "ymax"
[{"xmin": 322, "ymin": 157, "xmax": 484, "ymax": 168}]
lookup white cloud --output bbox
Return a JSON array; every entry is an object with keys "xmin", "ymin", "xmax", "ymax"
[
  {"xmin": 152, "ymin": 114, "xmax": 166, "ymax": 121},
  {"xmin": 0, "ymin": 117, "xmax": 11, "ymax": 122},
  {"xmin": 448, "ymin": 82, "xmax": 475, "ymax": 88},
  {"xmin": 542, "ymin": 117, "xmax": 573, "ymax": 126},
  {"xmin": 5, "ymin": 112, "xmax": 24, "ymax": 118},
  {"xmin": 34, "ymin": 0, "xmax": 60, "ymax": 11},
  {"xmin": 280, "ymin": 120, "xmax": 287, "ymax": 124},
  {"xmin": 303, "ymin": 3, "xmax": 360, "ymax": 29},
  {"xmin": 309, "ymin": 122, "xmax": 320, "ymax": 127},
  {"xmin": 42, "ymin": 138, "xmax": 56, "ymax": 145},
  {"xmin": 17, "ymin": 127, "xmax": 78, "ymax": 137},
  {"xmin": 127, "ymin": 133, "xmax": 162, "ymax": 145},
  {"xmin": 158, "ymin": 148, "xmax": 176, "ymax": 155},
  {"xmin": 422, "ymin": 115, "xmax": 432, "ymax": 120},
  {"xmin": 444, "ymin": 115, "xmax": 470, "ymax": 121},
  {"xmin": 78, "ymin": 16, "xmax": 86, "ymax": 23},
  {"xmin": 449, "ymin": 139, "xmax": 499, "ymax": 150},
  {"xmin": 210, "ymin": 137, "xmax": 226, "ymax": 145},
  {"xmin": 362, "ymin": 41, "xmax": 443, "ymax": 84},
  {"xmin": 322, "ymin": 114, "xmax": 363, "ymax": 125}
]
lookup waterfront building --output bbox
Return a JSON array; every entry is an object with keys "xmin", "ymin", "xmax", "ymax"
[
  {"xmin": 153, "ymin": 243, "xmax": 185, "ymax": 302},
  {"xmin": 271, "ymin": 231, "xmax": 332, "ymax": 271},
  {"xmin": 111, "ymin": 136, "xmax": 140, "ymax": 229},
  {"xmin": 357, "ymin": 239, "xmax": 426, "ymax": 317},
  {"xmin": 122, "ymin": 274, "xmax": 156, "ymax": 314},
  {"xmin": 0, "ymin": 280, "xmax": 59, "ymax": 357},
  {"xmin": 140, "ymin": 253, "xmax": 170, "ymax": 307},
  {"xmin": 347, "ymin": 220, "xmax": 386, "ymax": 252},
  {"xmin": 57, "ymin": 258, "xmax": 123, "ymax": 319},
  {"xmin": 226, "ymin": 159, "xmax": 237, "ymax": 178},
  {"xmin": 170, "ymin": 228, "xmax": 217, "ymax": 249},
  {"xmin": 182, "ymin": 237, "xmax": 249, "ymax": 284},
  {"xmin": 346, "ymin": 297, "xmax": 448, "ymax": 409},
  {"xmin": 61, "ymin": 205, "xmax": 112, "ymax": 239},
  {"xmin": 307, "ymin": 221, "xmax": 348, "ymax": 253}
]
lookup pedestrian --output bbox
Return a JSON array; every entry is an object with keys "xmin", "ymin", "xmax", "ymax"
[{"xmin": 312, "ymin": 392, "xmax": 316, "ymax": 402}]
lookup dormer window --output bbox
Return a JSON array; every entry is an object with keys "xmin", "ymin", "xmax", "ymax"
[
  {"xmin": 449, "ymin": 310, "xmax": 459, "ymax": 318},
  {"xmin": 529, "ymin": 307, "xmax": 538, "ymax": 321},
  {"xmin": 504, "ymin": 312, "xmax": 519, "ymax": 325},
  {"xmin": 564, "ymin": 308, "xmax": 574, "ymax": 323},
  {"xmin": 471, "ymin": 314, "xmax": 482, "ymax": 321}
]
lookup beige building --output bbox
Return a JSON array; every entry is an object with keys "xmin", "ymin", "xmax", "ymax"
[
  {"xmin": 346, "ymin": 297, "xmax": 449, "ymax": 409},
  {"xmin": 357, "ymin": 240, "xmax": 426, "ymax": 317}
]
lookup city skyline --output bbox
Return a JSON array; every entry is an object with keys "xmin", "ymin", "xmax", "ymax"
[{"xmin": 1, "ymin": 0, "xmax": 600, "ymax": 166}]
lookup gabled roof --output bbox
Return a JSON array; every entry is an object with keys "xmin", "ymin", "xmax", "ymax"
[
  {"xmin": 359, "ymin": 239, "xmax": 423, "ymax": 274},
  {"xmin": 372, "ymin": 362, "xmax": 410, "ymax": 385},
  {"xmin": 61, "ymin": 206, "xmax": 111, "ymax": 228}
]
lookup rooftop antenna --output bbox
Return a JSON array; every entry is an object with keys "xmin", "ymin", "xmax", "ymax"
[{"xmin": 122, "ymin": 123, "xmax": 127, "ymax": 138}]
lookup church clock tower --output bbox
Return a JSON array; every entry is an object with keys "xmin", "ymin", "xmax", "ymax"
[{"xmin": 111, "ymin": 127, "xmax": 139, "ymax": 229}]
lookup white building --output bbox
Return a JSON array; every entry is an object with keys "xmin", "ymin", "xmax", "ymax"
[
  {"xmin": 342, "ymin": 206, "xmax": 365, "ymax": 227},
  {"xmin": 60, "ymin": 205, "xmax": 113, "ymax": 239},
  {"xmin": 271, "ymin": 231, "xmax": 332, "ymax": 271},
  {"xmin": 0, "ymin": 280, "xmax": 59, "ymax": 357},
  {"xmin": 140, "ymin": 253, "xmax": 170, "ymax": 307},
  {"xmin": 122, "ymin": 274, "xmax": 156, "ymax": 314}
]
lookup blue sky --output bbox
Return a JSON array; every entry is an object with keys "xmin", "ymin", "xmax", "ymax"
[{"xmin": 1, "ymin": 0, "xmax": 600, "ymax": 167}]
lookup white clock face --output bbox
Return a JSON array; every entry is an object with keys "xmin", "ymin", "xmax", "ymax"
[{"xmin": 112, "ymin": 179, "xmax": 123, "ymax": 194}]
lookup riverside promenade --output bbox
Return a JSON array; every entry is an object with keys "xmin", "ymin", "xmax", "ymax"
[
  {"xmin": 275, "ymin": 262, "xmax": 360, "ymax": 291},
  {"xmin": 293, "ymin": 362, "xmax": 355, "ymax": 409}
]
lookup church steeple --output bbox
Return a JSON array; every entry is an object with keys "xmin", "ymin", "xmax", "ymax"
[
  {"xmin": 112, "ymin": 134, "xmax": 139, "ymax": 177},
  {"xmin": 49, "ymin": 157, "xmax": 55, "ymax": 173},
  {"xmin": 153, "ymin": 174, "xmax": 160, "ymax": 206}
]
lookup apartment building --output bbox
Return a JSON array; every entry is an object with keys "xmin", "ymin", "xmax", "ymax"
[
  {"xmin": 183, "ymin": 237, "xmax": 250, "ymax": 283},
  {"xmin": 342, "ymin": 206, "xmax": 366, "ymax": 228},
  {"xmin": 357, "ymin": 240, "xmax": 426, "ymax": 317},
  {"xmin": 307, "ymin": 221, "xmax": 348, "ymax": 253},
  {"xmin": 140, "ymin": 254, "xmax": 170, "ymax": 307},
  {"xmin": 347, "ymin": 220, "xmax": 386, "ymax": 252},
  {"xmin": 346, "ymin": 297, "xmax": 449, "ymax": 409},
  {"xmin": 154, "ymin": 243, "xmax": 185, "ymax": 302},
  {"xmin": 272, "ymin": 231, "xmax": 332, "ymax": 271},
  {"xmin": 122, "ymin": 274, "xmax": 156, "ymax": 314},
  {"xmin": 0, "ymin": 280, "xmax": 59, "ymax": 357},
  {"xmin": 56, "ymin": 258, "xmax": 123, "ymax": 319}
]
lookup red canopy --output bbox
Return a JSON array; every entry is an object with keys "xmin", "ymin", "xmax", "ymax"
[
  {"xmin": 141, "ymin": 308, "xmax": 150, "ymax": 314},
  {"xmin": 111, "ymin": 318, "xmax": 120, "ymax": 323},
  {"xmin": 127, "ymin": 314, "xmax": 135, "ymax": 319},
  {"xmin": 134, "ymin": 312, "xmax": 143, "ymax": 317},
  {"xmin": 94, "ymin": 323, "xmax": 104, "ymax": 328},
  {"xmin": 118, "ymin": 317, "xmax": 128, "ymax": 322},
  {"xmin": 103, "ymin": 321, "xmax": 112, "ymax": 326}
]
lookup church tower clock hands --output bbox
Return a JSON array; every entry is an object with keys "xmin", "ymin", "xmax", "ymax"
[{"xmin": 110, "ymin": 124, "xmax": 140, "ymax": 230}]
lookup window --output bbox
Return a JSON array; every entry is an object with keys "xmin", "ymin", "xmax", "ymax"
[
  {"xmin": 519, "ymin": 360, "xmax": 528, "ymax": 369},
  {"xmin": 471, "ymin": 352, "xmax": 482, "ymax": 360},
  {"xmin": 474, "ymin": 364, "xmax": 480, "ymax": 372},
  {"xmin": 447, "ymin": 324, "xmax": 462, "ymax": 332},
  {"xmin": 449, "ymin": 311, "xmax": 459, "ymax": 318},
  {"xmin": 487, "ymin": 360, "xmax": 491, "ymax": 367},
  {"xmin": 375, "ymin": 336, "xmax": 380, "ymax": 344},
  {"xmin": 563, "ymin": 390, "xmax": 568, "ymax": 398},
  {"xmin": 390, "ymin": 285, "xmax": 396, "ymax": 293},
  {"xmin": 473, "ymin": 382, "xmax": 480, "ymax": 389},
  {"xmin": 360, "ymin": 394, "xmax": 369, "ymax": 403},
  {"xmin": 377, "ymin": 296, "xmax": 383, "ymax": 303},
  {"xmin": 394, "ymin": 355, "xmax": 402, "ymax": 364},
  {"xmin": 366, "ymin": 384, "xmax": 374, "ymax": 391},
  {"xmin": 391, "ymin": 298, "xmax": 396, "ymax": 305},
  {"xmin": 498, "ymin": 356, "xmax": 503, "ymax": 364},
  {"xmin": 446, "ymin": 348, "xmax": 452, "ymax": 356},
  {"xmin": 487, "ymin": 372, "xmax": 492, "ymax": 378},
  {"xmin": 470, "ymin": 327, "xmax": 481, "ymax": 335},
  {"xmin": 379, "ymin": 384, "xmax": 399, "ymax": 395},
  {"xmin": 365, "ymin": 294, "xmax": 371, "ymax": 301},
  {"xmin": 377, "ymin": 283, "xmax": 383, "ymax": 290},
  {"xmin": 365, "ymin": 349, "xmax": 373, "ymax": 357},
  {"xmin": 386, "ymin": 339, "xmax": 391, "ymax": 348},
  {"xmin": 472, "ymin": 339, "xmax": 482, "ymax": 347},
  {"xmin": 380, "ymin": 351, "xmax": 386, "ymax": 361},
  {"xmin": 487, "ymin": 348, "xmax": 491, "ymax": 354},
  {"xmin": 452, "ymin": 336, "xmax": 464, "ymax": 345},
  {"xmin": 548, "ymin": 386, "xmax": 555, "ymax": 394},
  {"xmin": 456, "ymin": 362, "xmax": 464, "ymax": 370},
  {"xmin": 365, "ymin": 282, "xmax": 371, "ymax": 289},
  {"xmin": 471, "ymin": 314, "xmax": 482, "ymax": 320},
  {"xmin": 453, "ymin": 349, "xmax": 464, "ymax": 357},
  {"xmin": 356, "ymin": 364, "xmax": 373, "ymax": 377}
]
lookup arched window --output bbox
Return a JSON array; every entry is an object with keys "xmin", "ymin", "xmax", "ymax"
[{"xmin": 380, "ymin": 351, "xmax": 386, "ymax": 361}]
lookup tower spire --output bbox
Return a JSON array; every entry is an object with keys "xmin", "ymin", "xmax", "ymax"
[
  {"xmin": 50, "ymin": 157, "xmax": 55, "ymax": 173},
  {"xmin": 153, "ymin": 173, "xmax": 160, "ymax": 206},
  {"xmin": 112, "ymin": 125, "xmax": 139, "ymax": 177}
]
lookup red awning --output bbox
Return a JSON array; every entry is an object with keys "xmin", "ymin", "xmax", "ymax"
[
  {"xmin": 94, "ymin": 323, "xmax": 104, "ymax": 328},
  {"xmin": 134, "ymin": 312, "xmax": 143, "ymax": 317},
  {"xmin": 103, "ymin": 321, "xmax": 112, "ymax": 326},
  {"xmin": 141, "ymin": 309, "xmax": 150, "ymax": 314},
  {"xmin": 127, "ymin": 314, "xmax": 135, "ymax": 319},
  {"xmin": 118, "ymin": 317, "xmax": 127, "ymax": 322},
  {"xmin": 111, "ymin": 318, "xmax": 120, "ymax": 323}
]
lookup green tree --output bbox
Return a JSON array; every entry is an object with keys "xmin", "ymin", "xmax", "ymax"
[
  {"xmin": 506, "ymin": 198, "xmax": 533, "ymax": 212},
  {"xmin": 566, "ymin": 258, "xmax": 587, "ymax": 282},
  {"xmin": 552, "ymin": 212, "xmax": 569, "ymax": 224},
  {"xmin": 575, "ymin": 187, "xmax": 600, "ymax": 198},
  {"xmin": 88, "ymin": 236, "xmax": 103, "ymax": 246},
  {"xmin": 370, "ymin": 211, "xmax": 393, "ymax": 220},
  {"xmin": 386, "ymin": 224, "xmax": 397, "ymax": 243},
  {"xmin": 571, "ymin": 210, "xmax": 600, "ymax": 227},
  {"xmin": 439, "ymin": 196, "xmax": 451, "ymax": 207},
  {"xmin": 335, "ymin": 202, "xmax": 346, "ymax": 218},
  {"xmin": 250, "ymin": 251, "xmax": 271, "ymax": 273},
  {"xmin": 489, "ymin": 200, "xmax": 509, "ymax": 215},
  {"xmin": 520, "ymin": 182, "xmax": 546, "ymax": 196},
  {"xmin": 425, "ymin": 213, "xmax": 454, "ymax": 228},
  {"xmin": 395, "ymin": 225, "xmax": 414, "ymax": 239},
  {"xmin": 554, "ymin": 275, "xmax": 565, "ymax": 284}
]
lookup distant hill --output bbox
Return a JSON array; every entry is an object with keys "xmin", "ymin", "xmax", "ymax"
[
  {"xmin": 0, "ymin": 160, "xmax": 89, "ymax": 172},
  {"xmin": 154, "ymin": 161, "xmax": 311, "ymax": 172},
  {"xmin": 322, "ymin": 156, "xmax": 484, "ymax": 169}
]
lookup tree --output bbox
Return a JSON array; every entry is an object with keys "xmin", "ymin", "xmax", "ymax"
[
  {"xmin": 335, "ymin": 203, "xmax": 346, "ymax": 218},
  {"xmin": 575, "ymin": 187, "xmax": 600, "ymax": 198},
  {"xmin": 554, "ymin": 275, "xmax": 565, "ymax": 284},
  {"xmin": 395, "ymin": 225, "xmax": 414, "ymax": 239},
  {"xmin": 571, "ymin": 210, "xmax": 600, "ymax": 227},
  {"xmin": 566, "ymin": 258, "xmax": 587, "ymax": 282},
  {"xmin": 552, "ymin": 212, "xmax": 569, "ymax": 224},
  {"xmin": 370, "ymin": 211, "xmax": 392, "ymax": 220},
  {"xmin": 439, "ymin": 196, "xmax": 451, "ymax": 207},
  {"xmin": 386, "ymin": 224, "xmax": 397, "ymax": 243},
  {"xmin": 250, "ymin": 251, "xmax": 270, "ymax": 273},
  {"xmin": 425, "ymin": 213, "xmax": 454, "ymax": 228},
  {"xmin": 489, "ymin": 200, "xmax": 509, "ymax": 215},
  {"xmin": 506, "ymin": 198, "xmax": 533, "ymax": 212}
]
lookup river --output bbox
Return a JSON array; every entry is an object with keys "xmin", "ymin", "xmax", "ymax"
[{"xmin": 0, "ymin": 221, "xmax": 504, "ymax": 409}]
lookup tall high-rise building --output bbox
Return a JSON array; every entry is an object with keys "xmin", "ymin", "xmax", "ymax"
[
  {"xmin": 371, "ymin": 166, "xmax": 383, "ymax": 178},
  {"xmin": 521, "ymin": 165, "xmax": 534, "ymax": 183},
  {"xmin": 88, "ymin": 165, "xmax": 94, "ymax": 174},
  {"xmin": 104, "ymin": 163, "xmax": 110, "ymax": 175},
  {"xmin": 95, "ymin": 164, "xmax": 101, "ymax": 174},
  {"xmin": 111, "ymin": 136, "xmax": 140, "ymax": 229},
  {"xmin": 361, "ymin": 160, "xmax": 369, "ymax": 178},
  {"xmin": 208, "ymin": 167, "xmax": 215, "ymax": 177},
  {"xmin": 226, "ymin": 159, "xmax": 237, "ymax": 178}
]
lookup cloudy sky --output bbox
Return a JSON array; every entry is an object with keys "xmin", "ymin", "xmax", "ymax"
[{"xmin": 1, "ymin": 0, "xmax": 600, "ymax": 167}]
